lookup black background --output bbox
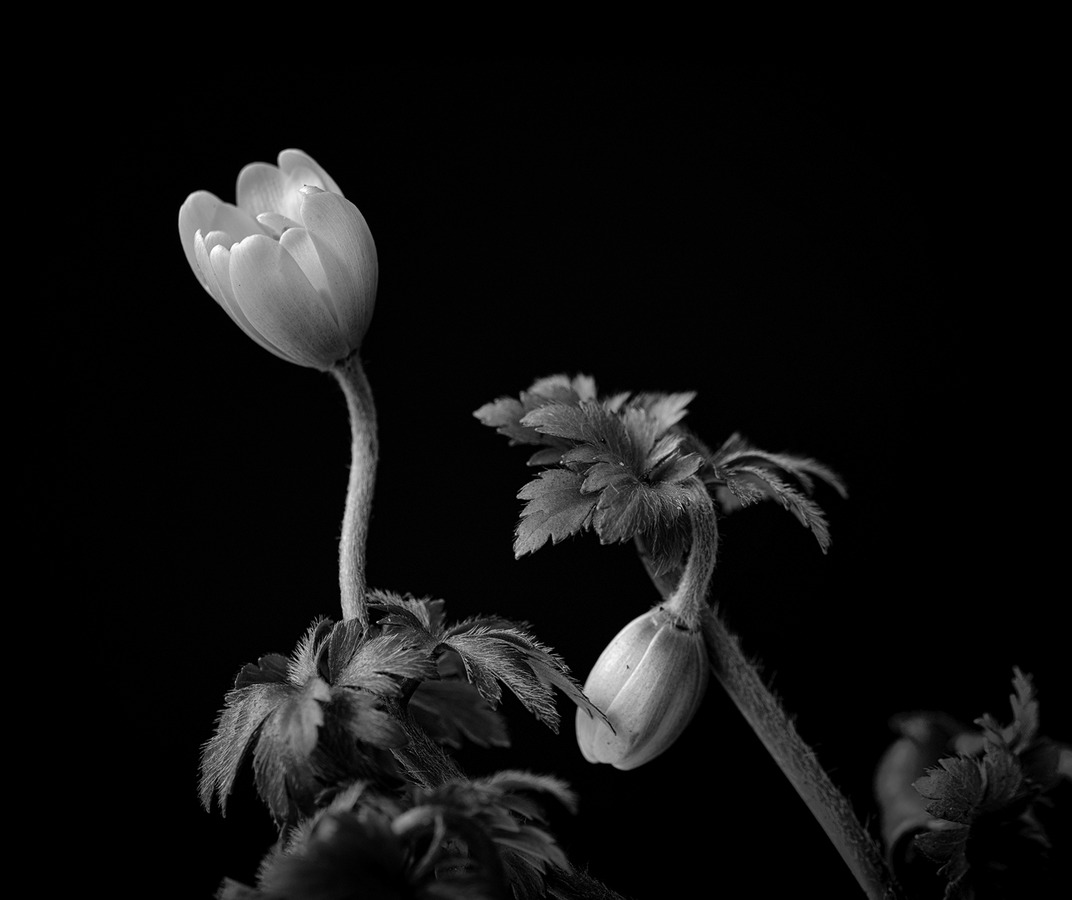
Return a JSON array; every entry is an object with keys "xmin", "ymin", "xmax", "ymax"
[{"xmin": 69, "ymin": 59, "xmax": 1065, "ymax": 898}]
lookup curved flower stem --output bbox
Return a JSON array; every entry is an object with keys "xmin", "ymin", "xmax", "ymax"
[
  {"xmin": 331, "ymin": 352, "xmax": 377, "ymax": 627},
  {"xmin": 662, "ymin": 480, "xmax": 720, "ymax": 630},
  {"xmin": 637, "ymin": 480, "xmax": 905, "ymax": 900}
]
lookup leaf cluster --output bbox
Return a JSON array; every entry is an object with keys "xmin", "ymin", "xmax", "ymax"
[
  {"xmin": 200, "ymin": 593, "xmax": 605, "ymax": 826},
  {"xmin": 475, "ymin": 374, "xmax": 846, "ymax": 571},
  {"xmin": 911, "ymin": 668, "xmax": 1070, "ymax": 898},
  {"xmin": 475, "ymin": 374, "xmax": 704, "ymax": 567},
  {"xmin": 217, "ymin": 772, "xmax": 578, "ymax": 900}
]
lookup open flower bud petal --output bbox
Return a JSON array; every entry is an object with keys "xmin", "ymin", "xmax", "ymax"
[
  {"xmin": 228, "ymin": 234, "xmax": 348, "ymax": 368},
  {"xmin": 256, "ymin": 212, "xmax": 303, "ymax": 237},
  {"xmin": 575, "ymin": 606, "xmax": 709, "ymax": 770},
  {"xmin": 299, "ymin": 188, "xmax": 378, "ymax": 355},
  {"xmin": 279, "ymin": 148, "xmax": 342, "ymax": 196},
  {"xmin": 205, "ymin": 242, "xmax": 294, "ymax": 365},
  {"xmin": 279, "ymin": 227, "xmax": 334, "ymax": 314},
  {"xmin": 178, "ymin": 191, "xmax": 263, "ymax": 290},
  {"xmin": 237, "ymin": 163, "xmax": 297, "ymax": 222},
  {"xmin": 237, "ymin": 149, "xmax": 340, "ymax": 222}
]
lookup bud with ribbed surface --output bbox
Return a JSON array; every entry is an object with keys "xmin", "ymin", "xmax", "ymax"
[{"xmin": 575, "ymin": 604, "xmax": 708, "ymax": 770}]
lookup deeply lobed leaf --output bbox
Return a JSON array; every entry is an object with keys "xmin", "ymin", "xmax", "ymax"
[{"xmin": 514, "ymin": 469, "xmax": 598, "ymax": 556}]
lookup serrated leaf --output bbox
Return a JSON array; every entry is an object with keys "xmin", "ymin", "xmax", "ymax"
[
  {"xmin": 476, "ymin": 770, "xmax": 577, "ymax": 815},
  {"xmin": 522, "ymin": 402, "xmax": 612, "ymax": 445},
  {"xmin": 978, "ymin": 744, "xmax": 1025, "ymax": 815},
  {"xmin": 526, "ymin": 374, "xmax": 587, "ymax": 404},
  {"xmin": 522, "ymin": 401, "xmax": 640, "ymax": 469},
  {"xmin": 474, "ymin": 397, "xmax": 548, "ymax": 446},
  {"xmin": 725, "ymin": 465, "xmax": 833, "ymax": 552},
  {"xmin": 333, "ymin": 633, "xmax": 436, "ymax": 695},
  {"xmin": 593, "ymin": 480, "xmax": 651, "ymax": 544},
  {"xmin": 287, "ymin": 677, "xmax": 332, "ymax": 756},
  {"xmin": 288, "ymin": 618, "xmax": 333, "ymax": 684},
  {"xmin": 915, "ymin": 821, "xmax": 971, "ymax": 879},
  {"xmin": 234, "ymin": 653, "xmax": 289, "ymax": 689},
  {"xmin": 330, "ymin": 688, "xmax": 409, "ymax": 750},
  {"xmin": 514, "ymin": 470, "xmax": 598, "ymax": 556},
  {"xmin": 199, "ymin": 682, "xmax": 292, "ymax": 814},
  {"xmin": 527, "ymin": 447, "xmax": 565, "ymax": 466},
  {"xmin": 711, "ymin": 434, "xmax": 848, "ymax": 499},
  {"xmin": 602, "ymin": 391, "xmax": 631, "ymax": 412},
  {"xmin": 628, "ymin": 391, "xmax": 696, "ymax": 435},
  {"xmin": 646, "ymin": 432, "xmax": 685, "ymax": 467},
  {"xmin": 476, "ymin": 374, "xmax": 600, "ymax": 452},
  {"xmin": 1005, "ymin": 666, "xmax": 1040, "ymax": 752},
  {"xmin": 648, "ymin": 449, "xmax": 703, "ymax": 484},
  {"xmin": 618, "ymin": 406, "xmax": 660, "ymax": 460},
  {"xmin": 252, "ymin": 676, "xmax": 332, "ymax": 819},
  {"xmin": 409, "ymin": 679, "xmax": 511, "ymax": 749},
  {"xmin": 915, "ymin": 756, "xmax": 985, "ymax": 824},
  {"xmin": 370, "ymin": 591, "xmax": 447, "ymax": 636},
  {"xmin": 442, "ymin": 624, "xmax": 606, "ymax": 733},
  {"xmin": 593, "ymin": 478, "xmax": 691, "ymax": 546},
  {"xmin": 560, "ymin": 445, "xmax": 602, "ymax": 468},
  {"xmin": 580, "ymin": 461, "xmax": 635, "ymax": 494}
]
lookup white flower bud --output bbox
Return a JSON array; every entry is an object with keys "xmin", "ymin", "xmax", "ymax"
[
  {"xmin": 178, "ymin": 149, "xmax": 377, "ymax": 369},
  {"xmin": 575, "ymin": 605, "xmax": 708, "ymax": 770}
]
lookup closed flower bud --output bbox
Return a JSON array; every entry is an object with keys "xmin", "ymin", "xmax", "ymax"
[
  {"xmin": 575, "ymin": 605, "xmax": 709, "ymax": 770},
  {"xmin": 178, "ymin": 149, "xmax": 377, "ymax": 370}
]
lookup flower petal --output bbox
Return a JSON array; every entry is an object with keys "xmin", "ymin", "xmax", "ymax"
[
  {"xmin": 256, "ymin": 212, "xmax": 303, "ymax": 238},
  {"xmin": 236, "ymin": 162, "xmax": 288, "ymax": 220},
  {"xmin": 299, "ymin": 188, "xmax": 378, "ymax": 353},
  {"xmin": 180, "ymin": 191, "xmax": 262, "ymax": 285},
  {"xmin": 192, "ymin": 229, "xmax": 297, "ymax": 365},
  {"xmin": 278, "ymin": 149, "xmax": 343, "ymax": 196},
  {"xmin": 228, "ymin": 234, "xmax": 348, "ymax": 369},
  {"xmin": 279, "ymin": 227, "xmax": 336, "ymax": 322},
  {"xmin": 207, "ymin": 242, "xmax": 297, "ymax": 365},
  {"xmin": 237, "ymin": 151, "xmax": 343, "ymax": 224},
  {"xmin": 179, "ymin": 191, "xmax": 225, "ymax": 288},
  {"xmin": 193, "ymin": 230, "xmax": 232, "ymax": 309}
]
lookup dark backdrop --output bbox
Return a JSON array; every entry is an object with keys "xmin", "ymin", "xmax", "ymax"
[{"xmin": 72, "ymin": 59, "xmax": 1064, "ymax": 898}]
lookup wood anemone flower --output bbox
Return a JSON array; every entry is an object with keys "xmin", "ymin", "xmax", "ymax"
[{"xmin": 178, "ymin": 149, "xmax": 377, "ymax": 369}]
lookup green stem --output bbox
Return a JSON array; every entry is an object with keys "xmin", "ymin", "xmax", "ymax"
[
  {"xmin": 331, "ymin": 352, "xmax": 377, "ymax": 627},
  {"xmin": 636, "ymin": 480, "xmax": 905, "ymax": 900}
]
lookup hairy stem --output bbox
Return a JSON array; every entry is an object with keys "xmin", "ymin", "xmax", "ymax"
[
  {"xmin": 332, "ymin": 352, "xmax": 377, "ymax": 627},
  {"xmin": 663, "ymin": 479, "xmax": 719, "ymax": 630},
  {"xmin": 635, "ymin": 487, "xmax": 904, "ymax": 900},
  {"xmin": 702, "ymin": 614, "xmax": 904, "ymax": 899}
]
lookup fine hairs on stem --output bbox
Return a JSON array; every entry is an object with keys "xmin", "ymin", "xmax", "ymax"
[
  {"xmin": 332, "ymin": 351, "xmax": 378, "ymax": 627},
  {"xmin": 640, "ymin": 486, "xmax": 906, "ymax": 900}
]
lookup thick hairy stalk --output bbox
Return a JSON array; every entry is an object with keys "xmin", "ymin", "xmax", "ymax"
[
  {"xmin": 332, "ymin": 353, "xmax": 377, "ymax": 626},
  {"xmin": 637, "ymin": 487, "xmax": 905, "ymax": 900}
]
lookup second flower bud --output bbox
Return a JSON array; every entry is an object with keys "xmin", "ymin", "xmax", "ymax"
[{"xmin": 576, "ymin": 605, "xmax": 709, "ymax": 770}]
